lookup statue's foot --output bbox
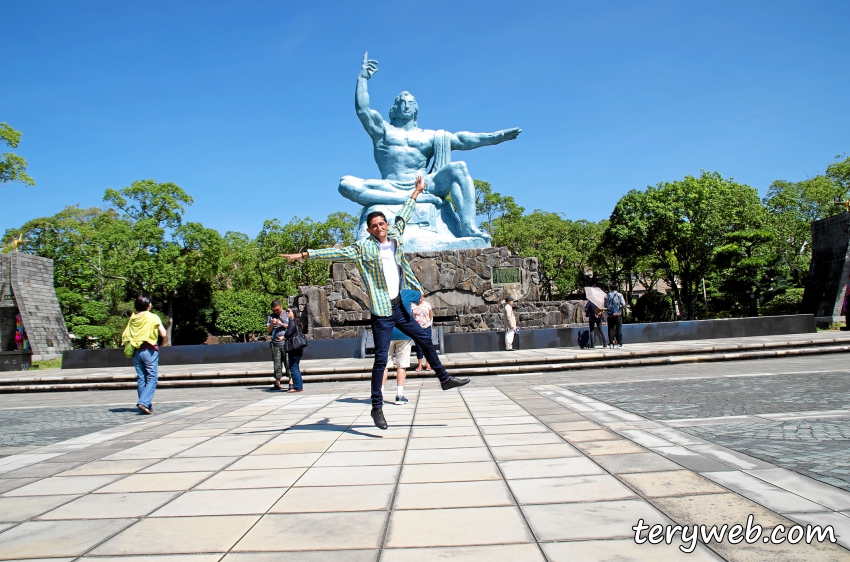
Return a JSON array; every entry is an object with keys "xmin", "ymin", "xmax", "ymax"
[{"xmin": 460, "ymin": 225, "xmax": 493, "ymax": 241}]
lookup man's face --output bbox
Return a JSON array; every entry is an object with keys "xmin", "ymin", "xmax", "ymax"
[
  {"xmin": 392, "ymin": 93, "xmax": 417, "ymax": 121},
  {"xmin": 368, "ymin": 216, "xmax": 389, "ymax": 241},
  {"xmin": 272, "ymin": 305, "xmax": 283, "ymax": 317}
]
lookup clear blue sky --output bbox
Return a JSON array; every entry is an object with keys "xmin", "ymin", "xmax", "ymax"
[{"xmin": 2, "ymin": 1, "xmax": 848, "ymax": 236}]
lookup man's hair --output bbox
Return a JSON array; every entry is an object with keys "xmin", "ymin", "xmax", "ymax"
[
  {"xmin": 505, "ymin": 296, "xmax": 515, "ymax": 303},
  {"xmin": 271, "ymin": 299, "xmax": 281, "ymax": 308},
  {"xmin": 609, "ymin": 282, "xmax": 619, "ymax": 291},
  {"xmin": 366, "ymin": 211, "xmax": 387, "ymax": 228},
  {"xmin": 389, "ymin": 91, "xmax": 418, "ymax": 125},
  {"xmin": 134, "ymin": 295, "xmax": 151, "ymax": 313}
]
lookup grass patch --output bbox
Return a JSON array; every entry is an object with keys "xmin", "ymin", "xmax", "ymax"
[{"xmin": 31, "ymin": 357, "xmax": 62, "ymax": 370}]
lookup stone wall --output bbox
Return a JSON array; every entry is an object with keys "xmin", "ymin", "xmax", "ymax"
[
  {"xmin": 0, "ymin": 254, "xmax": 72, "ymax": 360},
  {"xmin": 802, "ymin": 212, "xmax": 850, "ymax": 323},
  {"xmin": 289, "ymin": 248, "xmax": 587, "ymax": 339}
]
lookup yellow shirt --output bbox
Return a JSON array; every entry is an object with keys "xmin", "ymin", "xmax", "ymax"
[{"xmin": 122, "ymin": 311, "xmax": 163, "ymax": 348}]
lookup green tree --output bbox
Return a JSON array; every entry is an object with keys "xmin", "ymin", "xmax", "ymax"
[
  {"xmin": 605, "ymin": 171, "xmax": 763, "ymax": 320},
  {"xmin": 212, "ymin": 290, "xmax": 270, "ymax": 341},
  {"xmin": 712, "ymin": 228, "xmax": 778, "ymax": 316},
  {"xmin": 0, "ymin": 123, "xmax": 35, "ymax": 186},
  {"xmin": 475, "ymin": 180, "xmax": 524, "ymax": 233}
]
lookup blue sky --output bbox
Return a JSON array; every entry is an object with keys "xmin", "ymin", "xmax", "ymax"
[{"xmin": 2, "ymin": 1, "xmax": 848, "ymax": 236}]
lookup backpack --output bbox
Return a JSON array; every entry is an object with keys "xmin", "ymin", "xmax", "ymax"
[
  {"xmin": 578, "ymin": 329, "xmax": 591, "ymax": 349},
  {"xmin": 606, "ymin": 291, "xmax": 624, "ymax": 315}
]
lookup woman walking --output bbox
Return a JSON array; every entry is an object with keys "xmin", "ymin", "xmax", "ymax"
[
  {"xmin": 122, "ymin": 296, "xmax": 167, "ymax": 415},
  {"xmin": 411, "ymin": 294, "xmax": 433, "ymax": 371},
  {"xmin": 284, "ymin": 308, "xmax": 305, "ymax": 393}
]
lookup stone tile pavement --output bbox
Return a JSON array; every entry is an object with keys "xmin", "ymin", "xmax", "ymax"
[{"xmin": 1, "ymin": 373, "xmax": 849, "ymax": 560}]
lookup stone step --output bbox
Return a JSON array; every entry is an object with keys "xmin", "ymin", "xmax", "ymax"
[{"xmin": 1, "ymin": 339, "xmax": 848, "ymax": 393}]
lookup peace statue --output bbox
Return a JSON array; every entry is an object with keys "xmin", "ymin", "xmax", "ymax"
[{"xmin": 338, "ymin": 52, "xmax": 522, "ymax": 252}]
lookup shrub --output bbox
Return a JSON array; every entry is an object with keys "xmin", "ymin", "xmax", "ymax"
[
  {"xmin": 761, "ymin": 288, "xmax": 804, "ymax": 316},
  {"xmin": 633, "ymin": 290, "xmax": 675, "ymax": 323}
]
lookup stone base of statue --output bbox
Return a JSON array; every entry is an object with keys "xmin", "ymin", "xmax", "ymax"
[
  {"xmin": 802, "ymin": 212, "xmax": 850, "ymax": 324},
  {"xmin": 290, "ymin": 247, "xmax": 588, "ymax": 340},
  {"xmin": 355, "ymin": 202, "xmax": 490, "ymax": 253}
]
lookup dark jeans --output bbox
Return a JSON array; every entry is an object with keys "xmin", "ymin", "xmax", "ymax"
[
  {"xmin": 371, "ymin": 303, "xmax": 449, "ymax": 408},
  {"xmin": 271, "ymin": 343, "xmax": 290, "ymax": 381},
  {"xmin": 607, "ymin": 314, "xmax": 623, "ymax": 345},
  {"xmin": 415, "ymin": 326, "xmax": 433, "ymax": 360},
  {"xmin": 288, "ymin": 351, "xmax": 303, "ymax": 390},
  {"xmin": 589, "ymin": 317, "xmax": 607, "ymax": 346}
]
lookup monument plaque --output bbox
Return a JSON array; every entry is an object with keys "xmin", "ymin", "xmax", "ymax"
[{"xmin": 492, "ymin": 267, "xmax": 521, "ymax": 285}]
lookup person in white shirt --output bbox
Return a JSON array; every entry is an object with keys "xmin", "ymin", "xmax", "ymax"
[{"xmin": 503, "ymin": 296, "xmax": 518, "ymax": 351}]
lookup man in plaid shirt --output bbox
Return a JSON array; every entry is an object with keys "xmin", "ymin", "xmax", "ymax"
[{"xmin": 282, "ymin": 176, "xmax": 469, "ymax": 429}]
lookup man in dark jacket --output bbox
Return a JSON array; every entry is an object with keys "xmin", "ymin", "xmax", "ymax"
[
  {"xmin": 584, "ymin": 300, "xmax": 607, "ymax": 348},
  {"xmin": 267, "ymin": 300, "xmax": 289, "ymax": 390}
]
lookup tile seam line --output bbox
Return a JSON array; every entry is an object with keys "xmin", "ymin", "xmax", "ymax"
[
  {"xmin": 65, "ymin": 394, "xmax": 336, "ymax": 560},
  {"xmin": 376, "ymin": 387, "xmax": 422, "ymax": 561},
  {"xmin": 540, "ymin": 385, "xmax": 850, "ymax": 521},
  {"xmin": 220, "ymin": 392, "xmax": 369, "ymax": 558},
  {"xmin": 0, "ymin": 399, "xmax": 240, "ymax": 535},
  {"xmin": 458, "ymin": 387, "xmax": 552, "ymax": 562}
]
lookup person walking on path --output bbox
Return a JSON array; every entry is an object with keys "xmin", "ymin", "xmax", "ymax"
[
  {"xmin": 283, "ymin": 307, "xmax": 304, "ymax": 393},
  {"xmin": 382, "ymin": 328, "xmax": 411, "ymax": 404},
  {"xmin": 411, "ymin": 294, "xmax": 433, "ymax": 371},
  {"xmin": 281, "ymin": 175, "xmax": 469, "ymax": 430},
  {"xmin": 122, "ymin": 296, "xmax": 167, "ymax": 415},
  {"xmin": 267, "ymin": 300, "xmax": 290, "ymax": 391},
  {"xmin": 503, "ymin": 296, "xmax": 518, "ymax": 351},
  {"xmin": 584, "ymin": 300, "xmax": 608, "ymax": 348},
  {"xmin": 605, "ymin": 282, "xmax": 626, "ymax": 348}
]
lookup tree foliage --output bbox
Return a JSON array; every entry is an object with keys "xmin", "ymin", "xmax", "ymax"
[{"xmin": 0, "ymin": 122, "xmax": 35, "ymax": 187}]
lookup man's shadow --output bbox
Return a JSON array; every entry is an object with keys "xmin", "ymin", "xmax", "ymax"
[{"xmin": 234, "ymin": 416, "xmax": 445, "ymax": 438}]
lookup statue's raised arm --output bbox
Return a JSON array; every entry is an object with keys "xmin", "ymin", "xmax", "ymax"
[
  {"xmin": 451, "ymin": 127, "xmax": 522, "ymax": 151},
  {"xmin": 355, "ymin": 52, "xmax": 385, "ymax": 139}
]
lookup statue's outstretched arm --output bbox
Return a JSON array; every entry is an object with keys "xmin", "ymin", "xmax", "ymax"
[
  {"xmin": 451, "ymin": 128, "xmax": 522, "ymax": 151},
  {"xmin": 355, "ymin": 52, "xmax": 384, "ymax": 138}
]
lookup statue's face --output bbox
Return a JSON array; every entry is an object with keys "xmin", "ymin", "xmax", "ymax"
[{"xmin": 390, "ymin": 92, "xmax": 418, "ymax": 123}]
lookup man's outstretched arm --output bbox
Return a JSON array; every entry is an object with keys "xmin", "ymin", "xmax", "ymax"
[
  {"xmin": 450, "ymin": 128, "xmax": 522, "ymax": 151},
  {"xmin": 391, "ymin": 176, "xmax": 427, "ymax": 236},
  {"xmin": 281, "ymin": 245, "xmax": 359, "ymax": 264},
  {"xmin": 355, "ymin": 52, "xmax": 384, "ymax": 139}
]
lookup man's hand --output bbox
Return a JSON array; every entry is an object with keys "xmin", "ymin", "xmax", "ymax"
[
  {"xmin": 411, "ymin": 175, "xmax": 427, "ymax": 200},
  {"xmin": 281, "ymin": 252, "xmax": 306, "ymax": 262},
  {"xmin": 498, "ymin": 128, "xmax": 522, "ymax": 142},
  {"xmin": 360, "ymin": 52, "xmax": 378, "ymax": 80}
]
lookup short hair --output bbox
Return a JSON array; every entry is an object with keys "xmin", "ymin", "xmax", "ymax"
[
  {"xmin": 505, "ymin": 296, "xmax": 515, "ymax": 303},
  {"xmin": 366, "ymin": 211, "xmax": 387, "ymax": 227},
  {"xmin": 134, "ymin": 295, "xmax": 151, "ymax": 312},
  {"xmin": 271, "ymin": 299, "xmax": 281, "ymax": 308},
  {"xmin": 609, "ymin": 282, "xmax": 619, "ymax": 291}
]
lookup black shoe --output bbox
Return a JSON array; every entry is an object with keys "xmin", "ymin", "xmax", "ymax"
[
  {"xmin": 371, "ymin": 407, "xmax": 388, "ymax": 430},
  {"xmin": 440, "ymin": 376, "xmax": 470, "ymax": 390}
]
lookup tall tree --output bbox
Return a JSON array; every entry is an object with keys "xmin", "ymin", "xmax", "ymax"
[
  {"xmin": 0, "ymin": 122, "xmax": 35, "ymax": 186},
  {"xmin": 605, "ymin": 171, "xmax": 762, "ymax": 320},
  {"xmin": 475, "ymin": 180, "xmax": 524, "ymax": 233}
]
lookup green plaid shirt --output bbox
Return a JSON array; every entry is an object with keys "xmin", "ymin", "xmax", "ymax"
[{"xmin": 308, "ymin": 197, "xmax": 423, "ymax": 317}]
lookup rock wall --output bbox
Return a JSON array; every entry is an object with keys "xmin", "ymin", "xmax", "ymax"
[
  {"xmin": 0, "ymin": 254, "xmax": 72, "ymax": 360},
  {"xmin": 802, "ymin": 212, "xmax": 850, "ymax": 323},
  {"xmin": 289, "ymin": 248, "xmax": 587, "ymax": 339}
]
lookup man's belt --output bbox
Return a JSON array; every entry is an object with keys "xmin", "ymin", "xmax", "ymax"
[{"xmin": 390, "ymin": 295, "xmax": 402, "ymax": 306}]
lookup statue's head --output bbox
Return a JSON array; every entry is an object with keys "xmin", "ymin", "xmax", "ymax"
[{"xmin": 389, "ymin": 91, "xmax": 418, "ymax": 126}]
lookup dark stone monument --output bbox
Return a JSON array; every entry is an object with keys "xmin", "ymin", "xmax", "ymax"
[
  {"xmin": 0, "ymin": 253, "xmax": 72, "ymax": 366},
  {"xmin": 802, "ymin": 213, "xmax": 850, "ymax": 324}
]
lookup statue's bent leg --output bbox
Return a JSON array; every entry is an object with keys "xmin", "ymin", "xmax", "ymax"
[
  {"xmin": 433, "ymin": 162, "xmax": 491, "ymax": 240},
  {"xmin": 339, "ymin": 176, "xmax": 415, "ymax": 206}
]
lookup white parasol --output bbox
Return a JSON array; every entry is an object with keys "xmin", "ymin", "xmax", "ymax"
[{"xmin": 584, "ymin": 287, "xmax": 606, "ymax": 310}]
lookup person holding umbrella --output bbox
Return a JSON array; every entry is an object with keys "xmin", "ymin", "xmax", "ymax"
[{"xmin": 584, "ymin": 286, "xmax": 608, "ymax": 348}]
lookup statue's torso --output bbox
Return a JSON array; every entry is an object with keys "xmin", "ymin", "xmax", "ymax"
[{"xmin": 374, "ymin": 125, "xmax": 435, "ymax": 182}]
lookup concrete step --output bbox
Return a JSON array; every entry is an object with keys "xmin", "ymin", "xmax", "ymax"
[{"xmin": 1, "ymin": 336, "xmax": 848, "ymax": 393}]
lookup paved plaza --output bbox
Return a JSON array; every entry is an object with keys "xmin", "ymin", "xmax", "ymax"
[{"xmin": 0, "ymin": 353, "xmax": 849, "ymax": 560}]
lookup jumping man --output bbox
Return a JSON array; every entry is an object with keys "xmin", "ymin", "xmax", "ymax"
[{"xmin": 281, "ymin": 175, "xmax": 469, "ymax": 429}]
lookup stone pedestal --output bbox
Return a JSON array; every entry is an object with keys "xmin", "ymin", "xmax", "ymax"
[
  {"xmin": 290, "ymin": 247, "xmax": 587, "ymax": 339},
  {"xmin": 0, "ymin": 254, "xmax": 72, "ymax": 360}
]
